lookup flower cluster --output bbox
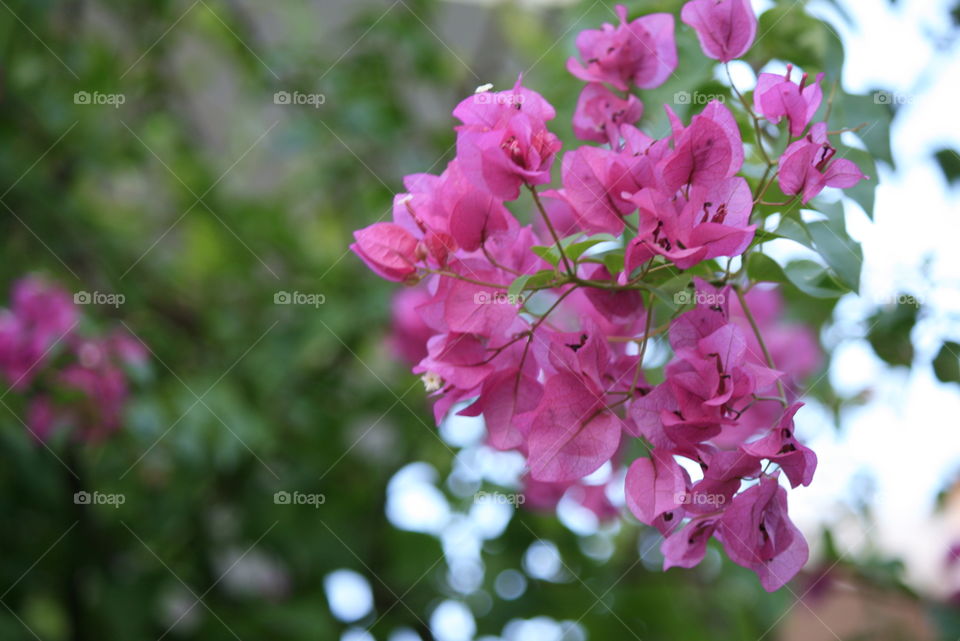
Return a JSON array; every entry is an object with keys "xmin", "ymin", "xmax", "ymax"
[
  {"xmin": 353, "ymin": 2, "xmax": 865, "ymax": 591},
  {"xmin": 0, "ymin": 277, "xmax": 145, "ymax": 441}
]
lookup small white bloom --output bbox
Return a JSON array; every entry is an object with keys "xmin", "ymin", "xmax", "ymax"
[{"xmin": 421, "ymin": 372, "xmax": 443, "ymax": 393}]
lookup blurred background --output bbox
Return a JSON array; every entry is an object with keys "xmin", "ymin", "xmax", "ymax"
[{"xmin": 1, "ymin": 0, "xmax": 959, "ymax": 639}]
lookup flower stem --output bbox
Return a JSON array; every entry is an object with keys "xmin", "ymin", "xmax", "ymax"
[
  {"xmin": 725, "ymin": 62, "xmax": 773, "ymax": 167},
  {"xmin": 527, "ymin": 184, "xmax": 574, "ymax": 275},
  {"xmin": 631, "ymin": 291, "xmax": 655, "ymax": 393},
  {"xmin": 423, "ymin": 269, "xmax": 506, "ymax": 289},
  {"xmin": 734, "ymin": 285, "xmax": 788, "ymax": 405}
]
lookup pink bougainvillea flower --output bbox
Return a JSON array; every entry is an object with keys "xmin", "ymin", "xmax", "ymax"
[
  {"xmin": 466, "ymin": 366, "xmax": 542, "ymax": 451},
  {"xmin": 527, "ymin": 370, "xmax": 621, "ymax": 482},
  {"xmin": 482, "ymin": 225, "xmax": 551, "ymax": 277},
  {"xmin": 391, "ymin": 161, "xmax": 516, "ymax": 260},
  {"xmin": 0, "ymin": 277, "xmax": 77, "ymax": 389},
  {"xmin": 421, "ymin": 230, "xmax": 459, "ymax": 268},
  {"xmin": 415, "ymin": 332, "xmax": 494, "ymax": 393},
  {"xmin": 549, "ymin": 145, "xmax": 642, "ymax": 235},
  {"xmin": 629, "ymin": 280, "xmax": 782, "ymax": 450},
  {"xmin": 659, "ymin": 101, "xmax": 744, "ymax": 193},
  {"xmin": 453, "ymin": 78, "xmax": 556, "ymax": 128},
  {"xmin": 454, "ymin": 79, "xmax": 562, "ymax": 200},
  {"xmin": 343, "ymin": 6, "xmax": 838, "ymax": 591},
  {"xmin": 527, "ymin": 327, "xmax": 623, "ymax": 482},
  {"xmin": 685, "ymin": 447, "xmax": 761, "ymax": 514},
  {"xmin": 58, "ymin": 339, "xmax": 130, "ymax": 439},
  {"xmin": 540, "ymin": 324, "xmax": 614, "ymax": 386},
  {"xmin": 669, "ymin": 324, "xmax": 751, "ymax": 414},
  {"xmin": 350, "ymin": 222, "xmax": 421, "ymax": 282},
  {"xmin": 388, "ymin": 160, "xmax": 516, "ymax": 266},
  {"xmin": 438, "ymin": 161, "xmax": 513, "ymax": 252},
  {"xmin": 26, "ymin": 396, "xmax": 58, "ymax": 441},
  {"xmin": 680, "ymin": 0, "xmax": 757, "ymax": 63},
  {"xmin": 552, "ymin": 288, "xmax": 648, "ymax": 351},
  {"xmin": 390, "ymin": 178, "xmax": 467, "ymax": 268},
  {"xmin": 546, "ymin": 124, "xmax": 669, "ymax": 238},
  {"xmin": 567, "ymin": 5, "xmax": 677, "ymax": 91},
  {"xmin": 669, "ymin": 278, "xmax": 732, "ymax": 344},
  {"xmin": 0, "ymin": 277, "xmax": 145, "ymax": 443},
  {"xmin": 741, "ymin": 403, "xmax": 817, "ymax": 488},
  {"xmin": 625, "ymin": 176, "xmax": 755, "ymax": 271},
  {"xmin": 443, "ymin": 269, "xmax": 518, "ymax": 337},
  {"xmin": 28, "ymin": 336, "xmax": 136, "ymax": 441},
  {"xmin": 393, "ymin": 173, "xmax": 448, "ymax": 237},
  {"xmin": 703, "ymin": 287, "xmax": 824, "ymax": 448},
  {"xmin": 625, "ymin": 449, "xmax": 690, "ymax": 526},
  {"xmin": 662, "ymin": 517, "xmax": 719, "ymax": 569},
  {"xmin": 106, "ymin": 330, "xmax": 149, "ymax": 368},
  {"xmin": 388, "ymin": 288, "xmax": 434, "ymax": 365},
  {"xmin": 582, "ymin": 264, "xmax": 643, "ymax": 320},
  {"xmin": 754, "ymin": 67, "xmax": 825, "ymax": 137},
  {"xmin": 628, "ymin": 383, "xmax": 690, "ymax": 449},
  {"xmin": 532, "ymin": 194, "xmax": 580, "ymax": 239},
  {"xmin": 719, "ymin": 474, "xmax": 809, "ymax": 591},
  {"xmin": 778, "ymin": 123, "xmax": 867, "ymax": 203},
  {"xmin": 572, "ymin": 83, "xmax": 643, "ymax": 146}
]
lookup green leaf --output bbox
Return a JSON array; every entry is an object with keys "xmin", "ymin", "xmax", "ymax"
[
  {"xmin": 933, "ymin": 341, "xmax": 960, "ymax": 383},
  {"xmin": 783, "ymin": 260, "xmax": 850, "ymax": 298},
  {"xmin": 866, "ymin": 301, "xmax": 919, "ymax": 366},
  {"xmin": 509, "ymin": 270, "xmax": 556, "ymax": 298},
  {"xmin": 747, "ymin": 253, "xmax": 787, "ymax": 283},
  {"xmin": 602, "ymin": 252, "xmax": 624, "ymax": 275},
  {"xmin": 532, "ymin": 233, "xmax": 616, "ymax": 266},
  {"xmin": 648, "ymin": 285, "xmax": 680, "ymax": 311},
  {"xmin": 835, "ymin": 145, "xmax": 878, "ymax": 219},
  {"xmin": 772, "ymin": 216, "xmax": 816, "ymax": 251},
  {"xmin": 566, "ymin": 234, "xmax": 618, "ymax": 262},
  {"xmin": 752, "ymin": 4, "xmax": 840, "ymax": 74},
  {"xmin": 751, "ymin": 229, "xmax": 782, "ymax": 245},
  {"xmin": 559, "ymin": 233, "xmax": 586, "ymax": 248},
  {"xmin": 525, "ymin": 270, "xmax": 558, "ymax": 290},
  {"xmin": 531, "ymin": 245, "xmax": 560, "ymax": 266},
  {"xmin": 647, "ymin": 272, "xmax": 694, "ymax": 312},
  {"xmin": 829, "ymin": 91, "xmax": 894, "ymax": 167},
  {"xmin": 934, "ymin": 148, "xmax": 960, "ymax": 186},
  {"xmin": 507, "ymin": 274, "xmax": 532, "ymax": 299},
  {"xmin": 805, "ymin": 201, "xmax": 862, "ymax": 291}
]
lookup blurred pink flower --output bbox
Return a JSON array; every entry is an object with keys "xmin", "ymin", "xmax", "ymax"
[
  {"xmin": 681, "ymin": 0, "xmax": 757, "ymax": 63},
  {"xmin": 0, "ymin": 276, "xmax": 77, "ymax": 389},
  {"xmin": 567, "ymin": 5, "xmax": 677, "ymax": 91}
]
